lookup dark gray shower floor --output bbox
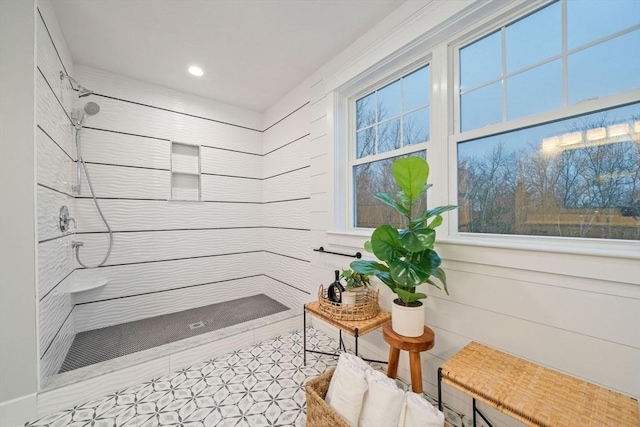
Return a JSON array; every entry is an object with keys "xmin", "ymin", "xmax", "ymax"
[{"xmin": 59, "ymin": 294, "xmax": 289, "ymax": 373}]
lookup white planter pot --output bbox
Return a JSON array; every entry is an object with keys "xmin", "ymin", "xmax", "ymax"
[
  {"xmin": 391, "ymin": 300, "xmax": 425, "ymax": 337},
  {"xmin": 342, "ymin": 291, "xmax": 356, "ymax": 306}
]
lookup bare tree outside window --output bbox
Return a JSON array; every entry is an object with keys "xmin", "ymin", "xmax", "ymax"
[
  {"xmin": 458, "ymin": 104, "xmax": 640, "ymax": 240},
  {"xmin": 353, "ymin": 65, "xmax": 430, "ymax": 228}
]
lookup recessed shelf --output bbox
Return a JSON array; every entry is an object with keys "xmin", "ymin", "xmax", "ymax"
[{"xmin": 170, "ymin": 141, "xmax": 201, "ymax": 201}]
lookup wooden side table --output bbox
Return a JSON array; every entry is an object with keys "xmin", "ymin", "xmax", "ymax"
[
  {"xmin": 382, "ymin": 321, "xmax": 435, "ymax": 393},
  {"xmin": 303, "ymin": 301, "xmax": 391, "ymax": 365}
]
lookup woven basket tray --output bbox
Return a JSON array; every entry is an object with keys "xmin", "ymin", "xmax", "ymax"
[
  {"xmin": 317, "ymin": 285, "xmax": 379, "ymax": 321},
  {"xmin": 305, "ymin": 368, "xmax": 349, "ymax": 427}
]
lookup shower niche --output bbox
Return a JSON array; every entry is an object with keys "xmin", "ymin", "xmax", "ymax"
[{"xmin": 170, "ymin": 141, "xmax": 201, "ymax": 201}]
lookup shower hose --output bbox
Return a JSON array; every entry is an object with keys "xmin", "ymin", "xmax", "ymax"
[{"xmin": 74, "ymin": 126, "xmax": 113, "ymax": 268}]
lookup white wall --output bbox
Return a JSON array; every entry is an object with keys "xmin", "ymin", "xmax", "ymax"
[
  {"xmin": 34, "ymin": 0, "xmax": 79, "ymax": 388},
  {"xmin": 262, "ymin": 78, "xmax": 315, "ymax": 306},
  {"xmin": 69, "ymin": 64, "xmax": 267, "ymax": 332},
  {"xmin": 266, "ymin": 1, "xmax": 640, "ymax": 426},
  {"xmin": 0, "ymin": 1, "xmax": 39, "ymax": 425}
]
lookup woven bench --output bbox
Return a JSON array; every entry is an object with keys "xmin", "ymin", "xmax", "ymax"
[{"xmin": 437, "ymin": 342, "xmax": 639, "ymax": 427}]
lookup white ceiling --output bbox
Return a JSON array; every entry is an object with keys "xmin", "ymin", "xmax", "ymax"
[{"xmin": 51, "ymin": 0, "xmax": 405, "ymax": 112}]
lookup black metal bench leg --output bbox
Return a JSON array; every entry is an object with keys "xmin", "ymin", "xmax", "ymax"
[
  {"xmin": 473, "ymin": 398, "xmax": 477, "ymax": 427},
  {"xmin": 473, "ymin": 398, "xmax": 494, "ymax": 427},
  {"xmin": 355, "ymin": 329, "xmax": 359, "ymax": 356},
  {"xmin": 303, "ymin": 306, "xmax": 307, "ymax": 366},
  {"xmin": 438, "ymin": 367, "xmax": 443, "ymax": 411}
]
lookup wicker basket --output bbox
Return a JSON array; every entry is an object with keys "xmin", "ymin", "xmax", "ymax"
[
  {"xmin": 317, "ymin": 285, "xmax": 379, "ymax": 321},
  {"xmin": 305, "ymin": 368, "xmax": 349, "ymax": 427}
]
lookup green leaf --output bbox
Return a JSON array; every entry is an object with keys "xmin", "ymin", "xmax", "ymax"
[
  {"xmin": 376, "ymin": 272, "xmax": 396, "ymax": 293},
  {"xmin": 364, "ymin": 240, "xmax": 373, "ymax": 253},
  {"xmin": 392, "ymin": 157, "xmax": 429, "ymax": 203},
  {"xmin": 374, "ymin": 192, "xmax": 410, "ymax": 217},
  {"xmin": 394, "ymin": 288, "xmax": 427, "ymax": 304},
  {"xmin": 426, "ymin": 278, "xmax": 442, "ymax": 291},
  {"xmin": 428, "ymin": 215, "xmax": 443, "ymax": 229},
  {"xmin": 350, "ymin": 260, "xmax": 389, "ymax": 275},
  {"xmin": 370, "ymin": 225, "xmax": 399, "ymax": 262},
  {"xmin": 415, "ymin": 249, "xmax": 442, "ymax": 272},
  {"xmin": 398, "ymin": 228, "xmax": 435, "ymax": 252},
  {"xmin": 389, "ymin": 259, "xmax": 431, "ymax": 289},
  {"xmin": 415, "ymin": 205, "xmax": 458, "ymax": 223},
  {"xmin": 432, "ymin": 267, "xmax": 449, "ymax": 295}
]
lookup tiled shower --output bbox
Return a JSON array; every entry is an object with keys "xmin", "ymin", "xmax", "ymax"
[{"xmin": 36, "ymin": 4, "xmax": 313, "ymax": 395}]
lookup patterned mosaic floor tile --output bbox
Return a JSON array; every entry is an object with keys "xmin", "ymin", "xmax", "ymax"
[{"xmin": 26, "ymin": 328, "xmax": 355, "ymax": 427}]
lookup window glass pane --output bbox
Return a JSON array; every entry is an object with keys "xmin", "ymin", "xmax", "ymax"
[
  {"xmin": 461, "ymin": 81, "xmax": 502, "ymax": 132},
  {"xmin": 457, "ymin": 103, "xmax": 640, "ymax": 240},
  {"xmin": 403, "ymin": 107, "xmax": 429, "ymax": 146},
  {"xmin": 507, "ymin": 60, "xmax": 562, "ymax": 121},
  {"xmin": 568, "ymin": 30, "xmax": 640, "ymax": 104},
  {"xmin": 568, "ymin": 0, "xmax": 640, "ymax": 50},
  {"xmin": 460, "ymin": 30, "xmax": 502, "ymax": 91},
  {"xmin": 403, "ymin": 66, "xmax": 429, "ymax": 111},
  {"xmin": 377, "ymin": 118, "xmax": 401, "ymax": 154},
  {"xmin": 356, "ymin": 127, "xmax": 375, "ymax": 159},
  {"xmin": 378, "ymin": 80, "xmax": 401, "ymax": 120},
  {"xmin": 355, "ymin": 151, "xmax": 427, "ymax": 229},
  {"xmin": 356, "ymin": 92, "xmax": 376, "ymax": 130},
  {"xmin": 506, "ymin": 2, "xmax": 561, "ymax": 72}
]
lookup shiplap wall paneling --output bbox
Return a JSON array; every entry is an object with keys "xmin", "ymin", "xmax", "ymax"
[
  {"xmin": 263, "ymin": 136, "xmax": 310, "ymax": 179},
  {"xmin": 262, "ymin": 104, "xmax": 309, "ymax": 155}
]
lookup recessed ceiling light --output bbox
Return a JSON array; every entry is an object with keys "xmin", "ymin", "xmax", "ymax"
[{"xmin": 188, "ymin": 66, "xmax": 204, "ymax": 77}]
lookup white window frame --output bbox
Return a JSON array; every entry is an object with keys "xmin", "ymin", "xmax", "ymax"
[
  {"xmin": 329, "ymin": 0, "xmax": 639, "ymax": 260},
  {"xmin": 445, "ymin": 0, "xmax": 640, "ymax": 251},
  {"xmin": 348, "ymin": 59, "xmax": 432, "ymax": 231}
]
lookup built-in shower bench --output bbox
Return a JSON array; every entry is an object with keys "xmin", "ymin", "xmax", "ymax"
[{"xmin": 438, "ymin": 341, "xmax": 639, "ymax": 427}]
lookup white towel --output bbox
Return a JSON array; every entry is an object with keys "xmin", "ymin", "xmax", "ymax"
[
  {"xmin": 359, "ymin": 369, "xmax": 405, "ymax": 427},
  {"xmin": 325, "ymin": 353, "xmax": 370, "ymax": 427},
  {"xmin": 402, "ymin": 392, "xmax": 445, "ymax": 427}
]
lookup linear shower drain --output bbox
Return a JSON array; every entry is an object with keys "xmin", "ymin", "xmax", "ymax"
[{"xmin": 189, "ymin": 321, "xmax": 205, "ymax": 330}]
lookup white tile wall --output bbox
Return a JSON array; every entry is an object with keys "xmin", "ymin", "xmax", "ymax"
[
  {"xmin": 79, "ymin": 128, "xmax": 170, "ymax": 170},
  {"xmin": 74, "ymin": 276, "xmax": 268, "ymax": 332},
  {"xmin": 36, "ymin": 7, "xmax": 77, "ymax": 388},
  {"xmin": 71, "ymin": 253, "xmax": 262, "ymax": 304},
  {"xmin": 74, "ymin": 199, "xmax": 263, "ymax": 232}
]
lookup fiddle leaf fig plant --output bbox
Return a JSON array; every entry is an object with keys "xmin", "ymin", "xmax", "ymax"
[{"xmin": 350, "ymin": 156, "xmax": 457, "ymax": 306}]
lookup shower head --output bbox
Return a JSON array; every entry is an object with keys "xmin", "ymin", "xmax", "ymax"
[
  {"xmin": 84, "ymin": 102, "xmax": 100, "ymax": 115},
  {"xmin": 60, "ymin": 71, "xmax": 94, "ymax": 99},
  {"xmin": 78, "ymin": 86, "xmax": 94, "ymax": 98}
]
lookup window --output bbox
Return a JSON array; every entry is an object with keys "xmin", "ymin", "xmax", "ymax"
[
  {"xmin": 351, "ymin": 65, "xmax": 430, "ymax": 229},
  {"xmin": 455, "ymin": 0, "xmax": 640, "ymax": 240},
  {"xmin": 458, "ymin": 103, "xmax": 640, "ymax": 239},
  {"xmin": 458, "ymin": 0, "xmax": 640, "ymax": 132}
]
